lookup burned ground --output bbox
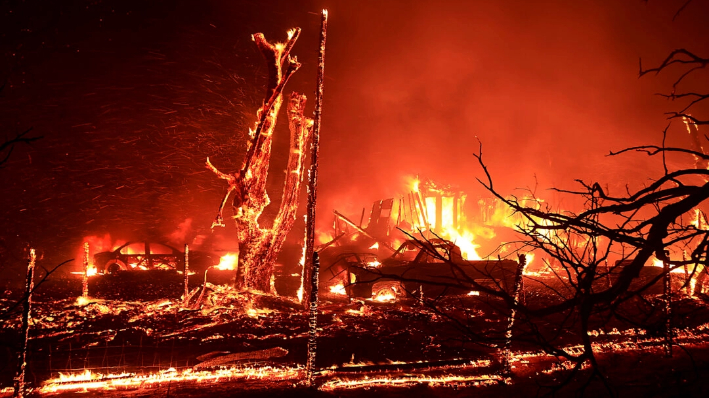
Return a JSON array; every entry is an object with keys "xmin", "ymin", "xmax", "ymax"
[{"xmin": 2, "ymin": 272, "xmax": 709, "ymax": 397}]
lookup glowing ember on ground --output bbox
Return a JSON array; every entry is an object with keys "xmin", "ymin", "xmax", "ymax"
[
  {"xmin": 40, "ymin": 366, "xmax": 304, "ymax": 393},
  {"xmin": 373, "ymin": 291, "xmax": 397, "ymax": 302},
  {"xmin": 74, "ymin": 296, "xmax": 95, "ymax": 306},
  {"xmin": 319, "ymin": 374, "xmax": 505, "ymax": 390}
]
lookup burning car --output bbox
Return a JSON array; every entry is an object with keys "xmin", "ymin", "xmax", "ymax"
[
  {"xmin": 93, "ymin": 241, "xmax": 218, "ymax": 275},
  {"xmin": 341, "ymin": 239, "xmax": 521, "ymax": 300}
]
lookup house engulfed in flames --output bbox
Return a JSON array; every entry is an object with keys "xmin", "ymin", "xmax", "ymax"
[{"xmin": 326, "ymin": 177, "xmax": 481, "ymax": 260}]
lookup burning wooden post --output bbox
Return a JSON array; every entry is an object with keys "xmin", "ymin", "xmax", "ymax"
[
  {"xmin": 81, "ymin": 242, "xmax": 89, "ymax": 298},
  {"xmin": 663, "ymin": 252, "xmax": 673, "ymax": 357},
  {"xmin": 13, "ymin": 248, "xmax": 36, "ymax": 398},
  {"xmin": 501, "ymin": 253, "xmax": 526, "ymax": 377},
  {"xmin": 183, "ymin": 244, "xmax": 189, "ymax": 305},
  {"xmin": 302, "ymin": 9, "xmax": 328, "ymax": 308},
  {"xmin": 305, "ymin": 251, "xmax": 321, "ymax": 386}
]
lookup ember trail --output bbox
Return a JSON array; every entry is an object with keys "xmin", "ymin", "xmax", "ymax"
[{"xmin": 2, "ymin": 2, "xmax": 709, "ymax": 398}]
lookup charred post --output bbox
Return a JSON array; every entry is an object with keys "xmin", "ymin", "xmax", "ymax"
[
  {"xmin": 13, "ymin": 248, "xmax": 36, "ymax": 398},
  {"xmin": 81, "ymin": 242, "xmax": 89, "ymax": 298},
  {"xmin": 663, "ymin": 253, "xmax": 673, "ymax": 357},
  {"xmin": 305, "ymin": 251, "xmax": 321, "ymax": 386},
  {"xmin": 502, "ymin": 253, "xmax": 526, "ymax": 377},
  {"xmin": 183, "ymin": 244, "xmax": 189, "ymax": 305},
  {"xmin": 303, "ymin": 9, "xmax": 328, "ymax": 309}
]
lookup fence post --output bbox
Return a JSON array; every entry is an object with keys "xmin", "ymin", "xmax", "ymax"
[
  {"xmin": 305, "ymin": 252, "xmax": 321, "ymax": 386},
  {"xmin": 82, "ymin": 242, "xmax": 90, "ymax": 298},
  {"xmin": 13, "ymin": 248, "xmax": 36, "ymax": 398},
  {"xmin": 183, "ymin": 244, "xmax": 189, "ymax": 305},
  {"xmin": 502, "ymin": 253, "xmax": 527, "ymax": 377},
  {"xmin": 663, "ymin": 252, "xmax": 673, "ymax": 357}
]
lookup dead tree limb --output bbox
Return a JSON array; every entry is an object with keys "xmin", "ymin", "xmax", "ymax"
[{"xmin": 1, "ymin": 128, "xmax": 41, "ymax": 168}]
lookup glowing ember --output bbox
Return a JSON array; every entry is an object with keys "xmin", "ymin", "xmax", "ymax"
[
  {"xmin": 40, "ymin": 366, "xmax": 303, "ymax": 393},
  {"xmin": 319, "ymin": 374, "xmax": 504, "ymax": 391},
  {"xmin": 467, "ymin": 291, "xmax": 480, "ymax": 296},
  {"xmin": 216, "ymin": 253, "xmax": 238, "ymax": 270},
  {"xmin": 75, "ymin": 296, "xmax": 95, "ymax": 306}
]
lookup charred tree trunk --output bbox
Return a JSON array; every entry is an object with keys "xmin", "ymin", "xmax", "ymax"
[
  {"xmin": 13, "ymin": 249, "xmax": 35, "ymax": 398},
  {"xmin": 207, "ymin": 29, "xmax": 312, "ymax": 292}
]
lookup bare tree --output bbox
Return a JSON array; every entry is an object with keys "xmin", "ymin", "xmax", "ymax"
[{"xmin": 207, "ymin": 30, "xmax": 313, "ymax": 291}]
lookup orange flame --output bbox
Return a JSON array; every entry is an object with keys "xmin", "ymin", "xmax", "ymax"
[
  {"xmin": 329, "ymin": 283, "xmax": 347, "ymax": 296},
  {"xmin": 216, "ymin": 253, "xmax": 238, "ymax": 270}
]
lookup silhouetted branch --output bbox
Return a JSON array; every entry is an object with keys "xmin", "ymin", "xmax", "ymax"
[{"xmin": 0, "ymin": 128, "xmax": 42, "ymax": 168}]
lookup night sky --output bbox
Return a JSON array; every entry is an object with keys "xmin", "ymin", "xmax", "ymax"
[{"xmin": 1, "ymin": 0, "xmax": 708, "ymax": 275}]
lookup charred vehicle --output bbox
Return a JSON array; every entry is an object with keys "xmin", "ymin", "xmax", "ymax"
[
  {"xmin": 318, "ymin": 248, "xmax": 381, "ymax": 298},
  {"xmin": 336, "ymin": 239, "xmax": 521, "ymax": 299},
  {"xmin": 93, "ymin": 241, "xmax": 218, "ymax": 275}
]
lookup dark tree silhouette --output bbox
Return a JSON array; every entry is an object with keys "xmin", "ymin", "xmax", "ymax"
[{"xmin": 354, "ymin": 46, "xmax": 709, "ymax": 396}]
